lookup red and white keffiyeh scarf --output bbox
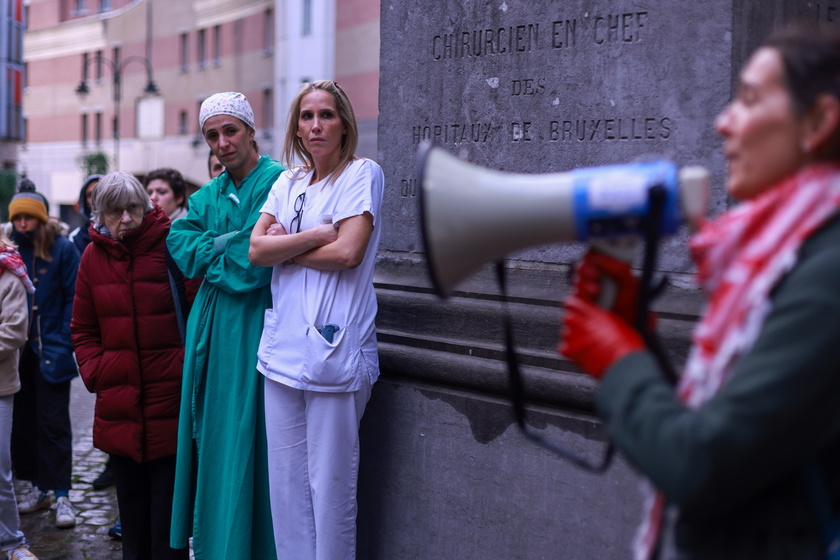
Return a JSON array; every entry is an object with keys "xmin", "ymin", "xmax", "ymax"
[
  {"xmin": 633, "ymin": 163, "xmax": 840, "ymax": 560},
  {"xmin": 0, "ymin": 246, "xmax": 35, "ymax": 294}
]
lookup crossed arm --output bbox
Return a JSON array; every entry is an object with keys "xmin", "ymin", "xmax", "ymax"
[{"xmin": 249, "ymin": 211, "xmax": 374, "ymax": 271}]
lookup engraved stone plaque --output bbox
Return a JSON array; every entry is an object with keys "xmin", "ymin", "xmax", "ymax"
[
  {"xmin": 365, "ymin": 3, "xmax": 835, "ymax": 559},
  {"xmin": 378, "ymin": 0, "xmax": 823, "ymax": 273}
]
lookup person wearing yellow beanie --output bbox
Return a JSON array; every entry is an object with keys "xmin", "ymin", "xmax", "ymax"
[
  {"xmin": 8, "ymin": 180, "xmax": 52, "ymax": 261},
  {"xmin": 7, "ymin": 178, "xmax": 80, "ymax": 530}
]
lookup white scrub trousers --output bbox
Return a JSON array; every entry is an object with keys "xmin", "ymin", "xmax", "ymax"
[{"xmin": 264, "ymin": 376, "xmax": 372, "ymax": 560}]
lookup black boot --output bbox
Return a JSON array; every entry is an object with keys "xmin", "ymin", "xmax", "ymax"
[{"xmin": 92, "ymin": 457, "xmax": 116, "ymax": 490}]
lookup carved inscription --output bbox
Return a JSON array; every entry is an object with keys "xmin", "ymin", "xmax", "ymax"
[
  {"xmin": 400, "ymin": 116, "xmax": 673, "ymax": 196},
  {"xmin": 431, "ymin": 12, "xmax": 649, "ymax": 59},
  {"xmin": 406, "ymin": 11, "xmax": 675, "ymax": 197},
  {"xmin": 401, "ymin": 178, "xmax": 418, "ymax": 197},
  {"xmin": 549, "ymin": 117, "xmax": 673, "ymax": 142},
  {"xmin": 412, "ymin": 123, "xmax": 498, "ymax": 145},
  {"xmin": 432, "ymin": 24, "xmax": 540, "ymax": 59},
  {"xmin": 511, "ymin": 122, "xmax": 534, "ymax": 141},
  {"xmin": 511, "ymin": 78, "xmax": 546, "ymax": 96},
  {"xmin": 507, "ymin": 118, "xmax": 673, "ymax": 142},
  {"xmin": 592, "ymin": 12, "xmax": 648, "ymax": 44},
  {"xmin": 406, "ymin": 117, "xmax": 672, "ymax": 153},
  {"xmin": 551, "ymin": 19, "xmax": 577, "ymax": 48}
]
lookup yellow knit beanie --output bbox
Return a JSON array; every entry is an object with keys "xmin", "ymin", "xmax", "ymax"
[{"xmin": 9, "ymin": 193, "xmax": 49, "ymax": 224}]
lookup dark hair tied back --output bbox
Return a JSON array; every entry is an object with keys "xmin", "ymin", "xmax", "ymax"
[{"xmin": 763, "ymin": 22, "xmax": 840, "ymax": 159}]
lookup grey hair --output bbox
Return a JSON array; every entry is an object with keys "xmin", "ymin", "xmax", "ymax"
[{"xmin": 91, "ymin": 171, "xmax": 153, "ymax": 227}]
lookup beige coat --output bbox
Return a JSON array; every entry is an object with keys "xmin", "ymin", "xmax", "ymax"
[{"xmin": 0, "ymin": 269, "xmax": 28, "ymax": 396}]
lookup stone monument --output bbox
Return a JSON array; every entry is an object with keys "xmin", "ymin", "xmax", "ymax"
[{"xmin": 358, "ymin": 2, "xmax": 835, "ymax": 559}]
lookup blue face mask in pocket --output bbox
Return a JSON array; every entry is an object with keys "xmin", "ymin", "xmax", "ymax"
[{"xmin": 318, "ymin": 324, "xmax": 340, "ymax": 343}]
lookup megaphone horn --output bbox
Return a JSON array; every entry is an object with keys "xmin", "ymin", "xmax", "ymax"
[{"xmin": 416, "ymin": 143, "xmax": 709, "ymax": 298}]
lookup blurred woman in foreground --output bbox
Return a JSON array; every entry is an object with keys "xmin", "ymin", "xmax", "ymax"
[{"xmin": 561, "ymin": 22, "xmax": 840, "ymax": 560}]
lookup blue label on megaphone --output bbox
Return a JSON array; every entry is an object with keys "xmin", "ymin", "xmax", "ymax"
[{"xmin": 571, "ymin": 160, "xmax": 681, "ymax": 240}]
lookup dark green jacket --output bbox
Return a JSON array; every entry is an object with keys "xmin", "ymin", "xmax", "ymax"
[{"xmin": 599, "ymin": 215, "xmax": 840, "ymax": 559}]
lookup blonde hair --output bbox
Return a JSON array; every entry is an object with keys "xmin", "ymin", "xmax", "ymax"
[
  {"xmin": 282, "ymin": 80, "xmax": 359, "ymax": 185},
  {"xmin": 0, "ymin": 227, "xmax": 15, "ymax": 250}
]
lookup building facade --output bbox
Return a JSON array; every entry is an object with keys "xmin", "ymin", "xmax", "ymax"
[
  {"xmin": 1, "ymin": 0, "xmax": 25, "ymax": 171},
  {"xmin": 274, "ymin": 0, "xmax": 379, "ymax": 163},
  {"xmin": 18, "ymin": 0, "xmax": 379, "ymax": 221}
]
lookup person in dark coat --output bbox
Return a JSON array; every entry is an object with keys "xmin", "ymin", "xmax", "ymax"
[
  {"xmin": 71, "ymin": 171, "xmax": 188, "ymax": 560},
  {"xmin": 7, "ymin": 180, "xmax": 79, "ymax": 530},
  {"xmin": 67, "ymin": 174, "xmax": 101, "ymax": 255},
  {"xmin": 144, "ymin": 168, "xmax": 189, "ymax": 222}
]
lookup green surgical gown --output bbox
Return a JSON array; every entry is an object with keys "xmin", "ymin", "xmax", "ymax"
[{"xmin": 167, "ymin": 156, "xmax": 283, "ymax": 559}]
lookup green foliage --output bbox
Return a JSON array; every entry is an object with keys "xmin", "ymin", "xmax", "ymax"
[
  {"xmin": 0, "ymin": 171, "xmax": 17, "ymax": 223},
  {"xmin": 77, "ymin": 152, "xmax": 109, "ymax": 176}
]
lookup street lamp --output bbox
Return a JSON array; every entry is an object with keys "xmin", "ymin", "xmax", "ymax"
[{"xmin": 74, "ymin": 54, "xmax": 160, "ymax": 170}]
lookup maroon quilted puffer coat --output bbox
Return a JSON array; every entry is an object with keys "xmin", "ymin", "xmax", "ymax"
[{"xmin": 71, "ymin": 205, "xmax": 183, "ymax": 462}]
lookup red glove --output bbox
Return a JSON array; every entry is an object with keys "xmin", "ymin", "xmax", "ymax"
[
  {"xmin": 571, "ymin": 249, "xmax": 655, "ymax": 330},
  {"xmin": 559, "ymin": 295, "xmax": 646, "ymax": 379}
]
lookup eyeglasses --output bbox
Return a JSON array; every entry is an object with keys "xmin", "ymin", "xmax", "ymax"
[
  {"xmin": 105, "ymin": 203, "xmax": 144, "ymax": 220},
  {"xmin": 290, "ymin": 191, "xmax": 306, "ymax": 234}
]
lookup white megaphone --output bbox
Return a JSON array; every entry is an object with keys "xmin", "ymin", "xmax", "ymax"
[{"xmin": 417, "ymin": 144, "xmax": 710, "ymax": 297}]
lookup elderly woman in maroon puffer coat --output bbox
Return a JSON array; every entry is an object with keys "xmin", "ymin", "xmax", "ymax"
[{"xmin": 70, "ymin": 171, "xmax": 189, "ymax": 560}]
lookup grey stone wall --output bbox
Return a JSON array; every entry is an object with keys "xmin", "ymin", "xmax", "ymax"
[{"xmin": 360, "ymin": 2, "xmax": 832, "ymax": 559}]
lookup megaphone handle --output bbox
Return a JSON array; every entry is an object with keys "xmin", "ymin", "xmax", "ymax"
[
  {"xmin": 638, "ymin": 185, "xmax": 678, "ymax": 385},
  {"xmin": 598, "ymin": 277, "xmax": 618, "ymax": 310},
  {"xmin": 587, "ymin": 238, "xmax": 637, "ymax": 310}
]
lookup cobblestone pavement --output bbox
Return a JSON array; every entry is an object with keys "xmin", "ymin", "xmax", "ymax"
[
  {"xmin": 15, "ymin": 377, "xmax": 198, "ymax": 560},
  {"xmin": 15, "ymin": 377, "xmax": 122, "ymax": 559}
]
